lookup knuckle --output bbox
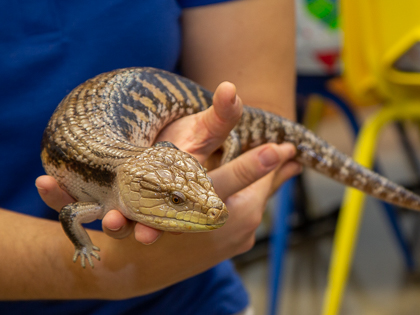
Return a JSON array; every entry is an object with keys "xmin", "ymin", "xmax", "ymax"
[
  {"xmin": 239, "ymin": 205, "xmax": 264, "ymax": 234},
  {"xmin": 247, "ymin": 211, "xmax": 263, "ymax": 231},
  {"xmin": 237, "ymin": 234, "xmax": 256, "ymax": 254}
]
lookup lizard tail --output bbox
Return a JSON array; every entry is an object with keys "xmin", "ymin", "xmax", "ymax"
[
  {"xmin": 288, "ymin": 121, "xmax": 420, "ymax": 211},
  {"xmin": 233, "ymin": 106, "xmax": 420, "ymax": 211}
]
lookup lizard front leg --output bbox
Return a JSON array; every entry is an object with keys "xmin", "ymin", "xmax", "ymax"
[{"xmin": 59, "ymin": 202, "xmax": 105, "ymax": 268}]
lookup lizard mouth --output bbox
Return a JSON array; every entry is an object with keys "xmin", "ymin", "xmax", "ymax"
[
  {"xmin": 133, "ymin": 206, "xmax": 229, "ymax": 232},
  {"xmin": 136, "ymin": 214, "xmax": 227, "ymax": 232}
]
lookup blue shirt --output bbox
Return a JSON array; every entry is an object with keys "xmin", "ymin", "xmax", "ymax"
[{"xmin": 0, "ymin": 1, "xmax": 248, "ymax": 314}]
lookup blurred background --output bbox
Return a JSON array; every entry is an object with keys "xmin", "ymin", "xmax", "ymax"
[{"xmin": 236, "ymin": 0, "xmax": 420, "ymax": 314}]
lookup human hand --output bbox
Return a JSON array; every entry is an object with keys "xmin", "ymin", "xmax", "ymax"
[{"xmin": 36, "ymin": 82, "xmax": 301, "ymax": 246}]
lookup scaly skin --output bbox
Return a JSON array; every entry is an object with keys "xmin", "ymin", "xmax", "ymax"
[{"xmin": 41, "ymin": 67, "xmax": 420, "ymax": 268}]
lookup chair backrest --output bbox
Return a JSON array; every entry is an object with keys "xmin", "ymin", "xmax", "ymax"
[{"xmin": 342, "ymin": 0, "xmax": 420, "ymax": 104}]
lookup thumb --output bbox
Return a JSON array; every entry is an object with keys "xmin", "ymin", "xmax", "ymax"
[
  {"xmin": 154, "ymin": 81, "xmax": 243, "ymax": 164},
  {"xmin": 201, "ymin": 81, "xmax": 243, "ymax": 138}
]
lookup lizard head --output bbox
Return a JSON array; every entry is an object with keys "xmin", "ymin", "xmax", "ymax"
[{"xmin": 117, "ymin": 146, "xmax": 228, "ymax": 232}]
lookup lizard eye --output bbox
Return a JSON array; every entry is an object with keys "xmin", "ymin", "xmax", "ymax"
[{"xmin": 170, "ymin": 191, "xmax": 186, "ymax": 205}]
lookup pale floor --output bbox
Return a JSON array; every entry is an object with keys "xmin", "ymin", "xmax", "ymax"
[{"xmin": 238, "ymin": 107, "xmax": 420, "ymax": 315}]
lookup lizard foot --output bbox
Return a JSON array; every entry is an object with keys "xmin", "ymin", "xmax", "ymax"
[{"xmin": 73, "ymin": 245, "xmax": 101, "ymax": 268}]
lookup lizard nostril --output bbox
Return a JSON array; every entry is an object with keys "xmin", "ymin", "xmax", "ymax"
[
  {"xmin": 207, "ymin": 205, "xmax": 228, "ymax": 224},
  {"xmin": 207, "ymin": 208, "xmax": 218, "ymax": 219}
]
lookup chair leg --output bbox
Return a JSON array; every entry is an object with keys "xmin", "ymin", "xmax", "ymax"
[
  {"xmin": 268, "ymin": 177, "xmax": 296, "ymax": 315},
  {"xmin": 322, "ymin": 184, "xmax": 368, "ymax": 315},
  {"xmin": 322, "ymin": 104, "xmax": 420, "ymax": 315},
  {"xmin": 323, "ymin": 91, "xmax": 415, "ymax": 270},
  {"xmin": 395, "ymin": 122, "xmax": 420, "ymax": 183}
]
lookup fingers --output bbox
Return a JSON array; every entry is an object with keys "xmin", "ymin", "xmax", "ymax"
[
  {"xmin": 35, "ymin": 175, "xmax": 75, "ymax": 211},
  {"xmin": 209, "ymin": 143, "xmax": 299, "ymax": 200},
  {"xmin": 134, "ymin": 223, "xmax": 164, "ymax": 245},
  {"xmin": 102, "ymin": 210, "xmax": 135, "ymax": 239},
  {"xmin": 268, "ymin": 160, "xmax": 302, "ymax": 196},
  {"xmin": 155, "ymin": 81, "xmax": 243, "ymax": 164},
  {"xmin": 103, "ymin": 211, "xmax": 165, "ymax": 244}
]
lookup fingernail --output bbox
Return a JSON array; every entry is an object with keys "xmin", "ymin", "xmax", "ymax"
[
  {"xmin": 35, "ymin": 183, "xmax": 47, "ymax": 195},
  {"xmin": 107, "ymin": 226, "xmax": 122, "ymax": 232},
  {"xmin": 142, "ymin": 233, "xmax": 162, "ymax": 245},
  {"xmin": 258, "ymin": 146, "xmax": 280, "ymax": 167},
  {"xmin": 231, "ymin": 94, "xmax": 237, "ymax": 105}
]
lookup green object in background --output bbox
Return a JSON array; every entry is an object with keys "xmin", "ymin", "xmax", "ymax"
[{"xmin": 305, "ymin": 0, "xmax": 339, "ymax": 29}]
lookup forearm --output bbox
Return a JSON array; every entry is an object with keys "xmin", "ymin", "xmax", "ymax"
[{"xmin": 0, "ymin": 208, "xmax": 244, "ymax": 300}]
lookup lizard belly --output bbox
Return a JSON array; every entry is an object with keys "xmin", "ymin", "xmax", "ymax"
[{"xmin": 42, "ymin": 150, "xmax": 116, "ymax": 213}]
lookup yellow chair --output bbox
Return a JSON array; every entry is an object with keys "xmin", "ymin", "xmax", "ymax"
[{"xmin": 322, "ymin": 1, "xmax": 420, "ymax": 314}]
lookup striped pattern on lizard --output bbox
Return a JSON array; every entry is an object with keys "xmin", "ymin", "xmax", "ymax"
[{"xmin": 41, "ymin": 67, "xmax": 420, "ymax": 268}]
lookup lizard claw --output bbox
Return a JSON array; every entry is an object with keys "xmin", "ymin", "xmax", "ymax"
[{"xmin": 73, "ymin": 245, "xmax": 101, "ymax": 268}]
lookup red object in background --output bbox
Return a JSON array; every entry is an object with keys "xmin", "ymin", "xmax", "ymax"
[{"xmin": 316, "ymin": 50, "xmax": 340, "ymax": 74}]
